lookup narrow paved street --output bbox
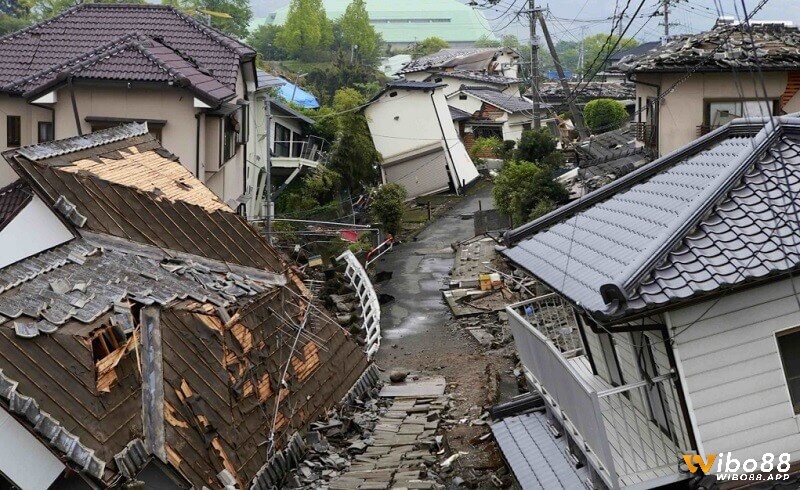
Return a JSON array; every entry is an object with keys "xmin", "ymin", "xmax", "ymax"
[{"xmin": 374, "ymin": 185, "xmax": 515, "ymax": 484}]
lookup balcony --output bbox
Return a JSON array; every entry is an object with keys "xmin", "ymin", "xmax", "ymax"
[
  {"xmin": 507, "ymin": 296, "xmax": 692, "ymax": 490},
  {"xmin": 272, "ymin": 136, "xmax": 329, "ymax": 171},
  {"xmin": 632, "ymin": 122, "xmax": 658, "ymax": 154}
]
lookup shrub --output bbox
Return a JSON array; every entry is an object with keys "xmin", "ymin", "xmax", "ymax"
[
  {"xmin": 584, "ymin": 98, "xmax": 629, "ymax": 134},
  {"xmin": 371, "ymin": 183, "xmax": 407, "ymax": 236},
  {"xmin": 492, "ymin": 160, "xmax": 568, "ymax": 226},
  {"xmin": 514, "ymin": 128, "xmax": 558, "ymax": 164}
]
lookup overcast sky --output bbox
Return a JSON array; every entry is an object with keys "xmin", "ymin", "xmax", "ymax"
[{"xmin": 252, "ymin": 0, "xmax": 800, "ymax": 43}]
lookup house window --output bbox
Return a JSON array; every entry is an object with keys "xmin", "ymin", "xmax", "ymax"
[
  {"xmin": 706, "ymin": 100, "xmax": 774, "ymax": 128},
  {"xmin": 274, "ymin": 123, "xmax": 292, "ymax": 157},
  {"xmin": 472, "ymin": 126, "xmax": 503, "ymax": 140},
  {"xmin": 223, "ymin": 113, "xmax": 239, "ymax": 162},
  {"xmin": 777, "ymin": 328, "xmax": 800, "ymax": 414},
  {"xmin": 38, "ymin": 122, "xmax": 54, "ymax": 143},
  {"xmin": 6, "ymin": 116, "xmax": 20, "ymax": 147},
  {"xmin": 237, "ymin": 104, "xmax": 249, "ymax": 145}
]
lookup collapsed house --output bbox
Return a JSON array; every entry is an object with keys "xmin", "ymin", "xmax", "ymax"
[
  {"xmin": 0, "ymin": 123, "xmax": 369, "ymax": 489},
  {"xmin": 364, "ymin": 80, "xmax": 480, "ymax": 199},
  {"xmin": 398, "ymin": 47, "xmax": 520, "ymax": 83}
]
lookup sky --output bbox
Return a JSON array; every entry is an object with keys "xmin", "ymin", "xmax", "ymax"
[{"xmin": 251, "ymin": 0, "xmax": 800, "ymax": 44}]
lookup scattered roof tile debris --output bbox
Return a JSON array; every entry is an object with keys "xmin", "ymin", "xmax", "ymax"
[
  {"xmin": 617, "ymin": 21, "xmax": 800, "ymax": 73},
  {"xmin": 504, "ymin": 116, "xmax": 800, "ymax": 320},
  {"xmin": 426, "ymin": 70, "xmax": 520, "ymax": 86},
  {"xmin": 535, "ymin": 81, "xmax": 635, "ymax": 105}
]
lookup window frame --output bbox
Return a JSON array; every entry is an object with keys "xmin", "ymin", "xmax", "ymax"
[
  {"xmin": 775, "ymin": 325, "xmax": 800, "ymax": 415},
  {"xmin": 37, "ymin": 121, "xmax": 54, "ymax": 143},
  {"xmin": 6, "ymin": 115, "xmax": 21, "ymax": 147},
  {"xmin": 704, "ymin": 98, "xmax": 778, "ymax": 128}
]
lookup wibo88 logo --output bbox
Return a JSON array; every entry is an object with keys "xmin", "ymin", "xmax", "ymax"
[{"xmin": 682, "ymin": 453, "xmax": 791, "ymax": 482}]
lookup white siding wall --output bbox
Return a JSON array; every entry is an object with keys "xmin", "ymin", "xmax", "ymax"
[
  {"xmin": 0, "ymin": 407, "xmax": 64, "ymax": 489},
  {"xmin": 0, "ymin": 196, "xmax": 73, "ymax": 269},
  {"xmin": 580, "ymin": 322, "xmax": 611, "ymax": 381},
  {"xmin": 668, "ymin": 276, "xmax": 800, "ymax": 468}
]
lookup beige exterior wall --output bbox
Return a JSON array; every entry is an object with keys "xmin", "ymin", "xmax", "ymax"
[
  {"xmin": 0, "ymin": 94, "xmax": 54, "ymax": 149},
  {"xmin": 52, "ymin": 84, "xmax": 198, "ymax": 167},
  {"xmin": 636, "ymin": 71, "xmax": 789, "ymax": 155}
]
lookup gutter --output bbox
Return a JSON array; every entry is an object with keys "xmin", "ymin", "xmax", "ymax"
[
  {"xmin": 431, "ymin": 90, "xmax": 462, "ymax": 194},
  {"xmin": 195, "ymin": 112, "xmax": 201, "ymax": 179}
]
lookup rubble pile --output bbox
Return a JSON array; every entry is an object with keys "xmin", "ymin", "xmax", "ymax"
[
  {"xmin": 284, "ymin": 384, "xmax": 455, "ymax": 489},
  {"xmin": 617, "ymin": 21, "xmax": 800, "ymax": 73}
]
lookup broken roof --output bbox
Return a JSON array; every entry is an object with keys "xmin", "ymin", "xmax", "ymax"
[
  {"xmin": 0, "ymin": 123, "xmax": 369, "ymax": 487},
  {"xmin": 535, "ymin": 82, "xmax": 635, "ymax": 104},
  {"xmin": 4, "ymin": 123, "xmax": 282, "ymax": 271},
  {"xmin": 453, "ymin": 85, "xmax": 534, "ymax": 114},
  {"xmin": 426, "ymin": 70, "xmax": 521, "ymax": 86},
  {"xmin": 398, "ymin": 47, "xmax": 516, "ymax": 74},
  {"xmin": 617, "ymin": 21, "xmax": 800, "ymax": 73},
  {"xmin": 0, "ymin": 3, "xmax": 253, "ymax": 103},
  {"xmin": 504, "ymin": 116, "xmax": 800, "ymax": 321}
]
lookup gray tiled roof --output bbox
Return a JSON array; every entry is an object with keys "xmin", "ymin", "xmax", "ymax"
[
  {"xmin": 460, "ymin": 86, "xmax": 533, "ymax": 113},
  {"xmin": 504, "ymin": 117, "xmax": 800, "ymax": 320},
  {"xmin": 398, "ymin": 47, "xmax": 503, "ymax": 74},
  {"xmin": 491, "ymin": 411, "xmax": 589, "ymax": 489},
  {"xmin": 617, "ymin": 22, "xmax": 800, "ymax": 73},
  {"xmin": 427, "ymin": 70, "xmax": 520, "ymax": 86}
]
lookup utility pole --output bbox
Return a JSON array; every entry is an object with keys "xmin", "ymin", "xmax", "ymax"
[
  {"xmin": 264, "ymin": 94, "xmax": 273, "ymax": 244},
  {"xmin": 538, "ymin": 10, "xmax": 590, "ymax": 139},
  {"xmin": 662, "ymin": 0, "xmax": 670, "ymax": 45},
  {"xmin": 528, "ymin": 0, "xmax": 541, "ymax": 129},
  {"xmin": 578, "ymin": 26, "xmax": 587, "ymax": 81}
]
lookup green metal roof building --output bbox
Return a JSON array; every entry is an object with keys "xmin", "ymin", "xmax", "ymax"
[{"xmin": 251, "ymin": 0, "xmax": 497, "ymax": 49}]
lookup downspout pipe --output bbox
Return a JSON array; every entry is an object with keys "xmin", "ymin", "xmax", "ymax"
[
  {"xmin": 431, "ymin": 90, "xmax": 462, "ymax": 194},
  {"xmin": 195, "ymin": 112, "xmax": 201, "ymax": 179},
  {"xmin": 68, "ymin": 76, "xmax": 83, "ymax": 136}
]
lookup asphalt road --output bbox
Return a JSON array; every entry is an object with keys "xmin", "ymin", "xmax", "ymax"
[{"xmin": 375, "ymin": 185, "xmax": 495, "ymax": 369}]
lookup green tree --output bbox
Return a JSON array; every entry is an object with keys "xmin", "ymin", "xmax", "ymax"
[
  {"xmin": 327, "ymin": 87, "xmax": 381, "ymax": 191},
  {"xmin": 492, "ymin": 160, "xmax": 568, "ymax": 226},
  {"xmin": 371, "ymin": 183, "xmax": 407, "ymax": 236},
  {"xmin": 584, "ymin": 98, "xmax": 629, "ymax": 134},
  {"xmin": 515, "ymin": 128, "xmax": 557, "ymax": 164},
  {"xmin": 412, "ymin": 36, "xmax": 449, "ymax": 58},
  {"xmin": 247, "ymin": 24, "xmax": 289, "ymax": 60},
  {"xmin": 539, "ymin": 34, "xmax": 638, "ymax": 77},
  {"xmin": 0, "ymin": 13, "xmax": 28, "ymax": 35},
  {"xmin": 339, "ymin": 0, "xmax": 379, "ymax": 64},
  {"xmin": 475, "ymin": 34, "xmax": 501, "ymax": 48},
  {"xmin": 276, "ymin": 0, "xmax": 333, "ymax": 60}
]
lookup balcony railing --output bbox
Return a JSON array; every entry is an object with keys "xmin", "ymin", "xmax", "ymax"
[
  {"xmin": 508, "ymin": 297, "xmax": 691, "ymax": 490},
  {"xmin": 697, "ymin": 124, "xmax": 721, "ymax": 137},
  {"xmin": 273, "ymin": 135, "xmax": 329, "ymax": 164},
  {"xmin": 632, "ymin": 122, "xmax": 658, "ymax": 153}
]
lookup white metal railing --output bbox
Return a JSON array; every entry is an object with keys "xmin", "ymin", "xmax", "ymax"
[
  {"xmin": 337, "ymin": 250, "xmax": 380, "ymax": 359},
  {"xmin": 273, "ymin": 136, "xmax": 329, "ymax": 163},
  {"xmin": 507, "ymin": 299, "xmax": 689, "ymax": 489},
  {"xmin": 517, "ymin": 293, "xmax": 583, "ymax": 357}
]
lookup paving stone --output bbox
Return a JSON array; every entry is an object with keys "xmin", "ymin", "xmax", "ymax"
[
  {"xmin": 397, "ymin": 424, "xmax": 426, "ymax": 435},
  {"xmin": 329, "ymin": 478, "xmax": 366, "ymax": 490},
  {"xmin": 359, "ymin": 483, "xmax": 390, "ymax": 490},
  {"xmin": 373, "ymin": 435, "xmax": 419, "ymax": 447}
]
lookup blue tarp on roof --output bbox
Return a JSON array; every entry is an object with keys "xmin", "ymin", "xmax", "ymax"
[{"xmin": 277, "ymin": 80, "xmax": 319, "ymax": 109}]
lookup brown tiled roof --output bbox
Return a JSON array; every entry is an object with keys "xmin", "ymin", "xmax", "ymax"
[
  {"xmin": 0, "ymin": 3, "xmax": 253, "ymax": 98},
  {"xmin": 4, "ymin": 123, "xmax": 283, "ymax": 271},
  {"xmin": 617, "ymin": 21, "xmax": 800, "ymax": 73},
  {"xmin": 0, "ymin": 180, "xmax": 32, "ymax": 231},
  {"xmin": 8, "ymin": 35, "xmax": 237, "ymax": 105}
]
